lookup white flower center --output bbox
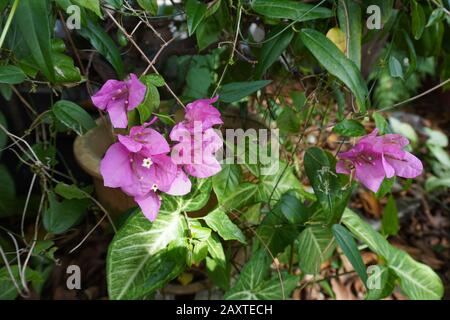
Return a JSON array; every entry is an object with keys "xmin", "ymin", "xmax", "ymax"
[
  {"xmin": 152, "ymin": 184, "xmax": 158, "ymax": 192},
  {"xmin": 142, "ymin": 158, "xmax": 153, "ymax": 169}
]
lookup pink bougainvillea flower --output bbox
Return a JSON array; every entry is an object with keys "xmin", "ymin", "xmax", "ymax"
[
  {"xmin": 184, "ymin": 96, "xmax": 223, "ymax": 131},
  {"xmin": 336, "ymin": 129, "xmax": 423, "ymax": 192},
  {"xmin": 170, "ymin": 97, "xmax": 223, "ymax": 179},
  {"xmin": 91, "ymin": 73, "xmax": 146, "ymax": 129},
  {"xmin": 170, "ymin": 122, "xmax": 223, "ymax": 178},
  {"xmin": 100, "ymin": 122, "xmax": 191, "ymax": 221}
]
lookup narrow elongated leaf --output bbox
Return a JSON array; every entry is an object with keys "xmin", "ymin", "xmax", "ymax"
[
  {"xmin": 388, "ymin": 56, "xmax": 403, "ymax": 79},
  {"xmin": 366, "ymin": 265, "xmax": 397, "ymax": 300},
  {"xmin": 107, "ymin": 202, "xmax": 187, "ymax": 300},
  {"xmin": 381, "ymin": 195, "xmax": 399, "ymax": 236},
  {"xmin": 251, "ymin": 0, "xmax": 332, "ymax": 21},
  {"xmin": 137, "ymin": 0, "xmax": 158, "ymax": 15},
  {"xmin": 337, "ymin": 0, "xmax": 361, "ymax": 69},
  {"xmin": 411, "ymin": 0, "xmax": 425, "ymax": 40},
  {"xmin": 0, "ymin": 65, "xmax": 26, "ymax": 84},
  {"xmin": 342, "ymin": 209, "xmax": 444, "ymax": 300},
  {"xmin": 14, "ymin": 0, "xmax": 55, "ymax": 82},
  {"xmin": 255, "ymin": 27, "xmax": 294, "ymax": 79},
  {"xmin": 186, "ymin": 0, "xmax": 207, "ymax": 36},
  {"xmin": 78, "ymin": 20, "xmax": 125, "ymax": 78},
  {"xmin": 202, "ymin": 208, "xmax": 246, "ymax": 243},
  {"xmin": 332, "ymin": 224, "xmax": 367, "ymax": 285},
  {"xmin": 300, "ymin": 29, "xmax": 368, "ymax": 112},
  {"xmin": 52, "ymin": 100, "xmax": 96, "ymax": 136},
  {"xmin": 218, "ymin": 80, "xmax": 272, "ymax": 103}
]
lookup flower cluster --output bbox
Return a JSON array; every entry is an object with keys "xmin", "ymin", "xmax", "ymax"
[
  {"xmin": 92, "ymin": 75, "xmax": 223, "ymax": 221},
  {"xmin": 336, "ymin": 129, "xmax": 423, "ymax": 192}
]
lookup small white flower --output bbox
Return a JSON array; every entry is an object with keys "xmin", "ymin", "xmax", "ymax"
[
  {"xmin": 152, "ymin": 184, "xmax": 158, "ymax": 192},
  {"xmin": 142, "ymin": 158, "xmax": 153, "ymax": 169}
]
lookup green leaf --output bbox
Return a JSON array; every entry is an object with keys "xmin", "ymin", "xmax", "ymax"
[
  {"xmin": 388, "ymin": 56, "xmax": 403, "ymax": 79},
  {"xmin": 337, "ymin": 0, "xmax": 362, "ymax": 69},
  {"xmin": 220, "ymin": 182, "xmax": 258, "ymax": 211},
  {"xmin": 186, "ymin": 0, "xmax": 207, "ymax": 36},
  {"xmin": 277, "ymin": 108, "xmax": 301, "ymax": 134},
  {"xmin": 304, "ymin": 147, "xmax": 353, "ymax": 224},
  {"xmin": 255, "ymin": 27, "xmax": 294, "ymax": 79},
  {"xmin": 54, "ymin": 183, "xmax": 88, "ymax": 200},
  {"xmin": 366, "ymin": 265, "xmax": 397, "ymax": 300},
  {"xmin": 145, "ymin": 73, "xmax": 165, "ymax": 87},
  {"xmin": 426, "ymin": 8, "xmax": 444, "ymax": 27},
  {"xmin": 14, "ymin": 0, "xmax": 55, "ymax": 82},
  {"xmin": 137, "ymin": 0, "xmax": 158, "ymax": 15},
  {"xmin": 218, "ymin": 80, "xmax": 272, "ymax": 103},
  {"xmin": 342, "ymin": 209, "xmax": 444, "ymax": 300},
  {"xmin": 251, "ymin": 0, "xmax": 332, "ymax": 22},
  {"xmin": 256, "ymin": 192, "xmax": 307, "ymax": 255},
  {"xmin": 297, "ymin": 225, "xmax": 335, "ymax": 274},
  {"xmin": 105, "ymin": 0, "xmax": 123, "ymax": 9},
  {"xmin": 52, "ymin": 100, "xmax": 96, "ymax": 136},
  {"xmin": 206, "ymin": 233, "xmax": 229, "ymax": 290},
  {"xmin": 381, "ymin": 195, "xmax": 399, "ymax": 236},
  {"xmin": 255, "ymin": 160, "xmax": 304, "ymax": 206},
  {"xmin": 403, "ymin": 31, "xmax": 417, "ymax": 79},
  {"xmin": 332, "ymin": 224, "xmax": 367, "ymax": 285},
  {"xmin": 224, "ymin": 250, "xmax": 298, "ymax": 300},
  {"xmin": 53, "ymin": 52, "xmax": 82, "ymax": 84},
  {"xmin": 73, "ymin": 0, "xmax": 102, "ymax": 18},
  {"xmin": 78, "ymin": 19, "xmax": 125, "ymax": 78},
  {"xmin": 332, "ymin": 119, "xmax": 366, "ymax": 137},
  {"xmin": 212, "ymin": 164, "xmax": 242, "ymax": 203},
  {"xmin": 43, "ymin": 192, "xmax": 89, "ymax": 234},
  {"xmin": 0, "ymin": 165, "xmax": 16, "ymax": 217},
  {"xmin": 137, "ymin": 78, "xmax": 160, "ymax": 124},
  {"xmin": 202, "ymin": 208, "xmax": 246, "ymax": 243},
  {"xmin": 0, "ymin": 266, "xmax": 21, "ymax": 300},
  {"xmin": 411, "ymin": 0, "xmax": 425, "ymax": 40},
  {"xmin": 372, "ymin": 112, "xmax": 389, "ymax": 135},
  {"xmin": 178, "ymin": 178, "xmax": 212, "ymax": 212},
  {"xmin": 107, "ymin": 202, "xmax": 188, "ymax": 300},
  {"xmin": 196, "ymin": 17, "xmax": 221, "ymax": 51},
  {"xmin": 0, "ymin": 65, "xmax": 26, "ymax": 84},
  {"xmin": 375, "ymin": 177, "xmax": 395, "ymax": 199},
  {"xmin": 183, "ymin": 66, "xmax": 212, "ymax": 99},
  {"xmin": 300, "ymin": 28, "xmax": 368, "ymax": 112}
]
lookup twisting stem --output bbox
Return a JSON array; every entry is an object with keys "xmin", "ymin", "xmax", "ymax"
[{"xmin": 212, "ymin": 5, "xmax": 242, "ymax": 98}]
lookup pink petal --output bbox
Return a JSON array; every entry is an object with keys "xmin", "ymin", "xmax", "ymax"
[
  {"xmin": 336, "ymin": 160, "xmax": 351, "ymax": 175},
  {"xmin": 139, "ymin": 128, "xmax": 170, "ymax": 156},
  {"xmin": 381, "ymin": 134, "xmax": 410, "ymax": 148},
  {"xmin": 170, "ymin": 122, "xmax": 191, "ymax": 143},
  {"xmin": 185, "ymin": 96, "xmax": 223, "ymax": 130},
  {"xmin": 91, "ymin": 79, "xmax": 124, "ymax": 110},
  {"xmin": 107, "ymin": 99, "xmax": 128, "ymax": 128},
  {"xmin": 118, "ymin": 134, "xmax": 142, "ymax": 153},
  {"xmin": 100, "ymin": 143, "xmax": 133, "ymax": 188},
  {"xmin": 354, "ymin": 156, "xmax": 386, "ymax": 193},
  {"xmin": 148, "ymin": 154, "xmax": 177, "ymax": 192},
  {"xmin": 126, "ymin": 73, "xmax": 147, "ymax": 110},
  {"xmin": 135, "ymin": 192, "xmax": 161, "ymax": 221},
  {"xmin": 166, "ymin": 168, "xmax": 192, "ymax": 196},
  {"xmin": 385, "ymin": 152, "xmax": 423, "ymax": 179}
]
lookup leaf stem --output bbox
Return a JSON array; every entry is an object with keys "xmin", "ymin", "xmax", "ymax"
[{"xmin": 0, "ymin": 0, "xmax": 20, "ymax": 50}]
